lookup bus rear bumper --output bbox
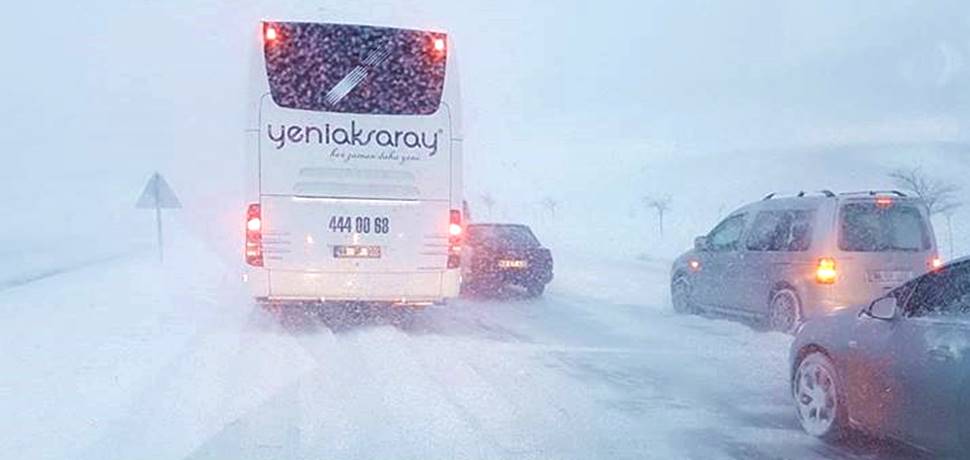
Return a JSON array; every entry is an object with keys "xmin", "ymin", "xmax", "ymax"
[{"xmin": 244, "ymin": 268, "xmax": 460, "ymax": 304}]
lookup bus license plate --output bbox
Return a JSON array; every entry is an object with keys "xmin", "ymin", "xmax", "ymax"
[{"xmin": 333, "ymin": 245, "xmax": 382, "ymax": 259}]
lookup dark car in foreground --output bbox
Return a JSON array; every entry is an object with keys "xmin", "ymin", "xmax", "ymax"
[
  {"xmin": 461, "ymin": 224, "xmax": 553, "ymax": 297},
  {"xmin": 790, "ymin": 257, "xmax": 970, "ymax": 455}
]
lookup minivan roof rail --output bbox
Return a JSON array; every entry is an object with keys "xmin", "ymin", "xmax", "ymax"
[
  {"xmin": 838, "ymin": 190, "xmax": 908, "ymax": 197},
  {"xmin": 762, "ymin": 190, "xmax": 836, "ymax": 201}
]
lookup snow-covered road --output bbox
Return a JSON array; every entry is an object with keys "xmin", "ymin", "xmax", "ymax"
[{"xmin": 0, "ymin": 227, "xmax": 927, "ymax": 460}]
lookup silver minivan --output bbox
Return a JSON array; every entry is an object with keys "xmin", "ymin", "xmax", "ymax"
[{"xmin": 671, "ymin": 191, "xmax": 940, "ymax": 332}]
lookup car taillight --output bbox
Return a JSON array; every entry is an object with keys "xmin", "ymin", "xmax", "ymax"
[
  {"xmin": 246, "ymin": 203, "xmax": 263, "ymax": 267},
  {"xmin": 816, "ymin": 258, "xmax": 837, "ymax": 284},
  {"xmin": 929, "ymin": 256, "xmax": 944, "ymax": 271},
  {"xmin": 448, "ymin": 209, "xmax": 461, "ymax": 269}
]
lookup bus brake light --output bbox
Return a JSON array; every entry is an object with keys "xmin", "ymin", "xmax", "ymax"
[
  {"xmin": 264, "ymin": 24, "xmax": 279, "ymax": 43},
  {"xmin": 448, "ymin": 209, "xmax": 462, "ymax": 268},
  {"xmin": 449, "ymin": 209, "xmax": 462, "ymax": 237},
  {"xmin": 433, "ymin": 38, "xmax": 446, "ymax": 53},
  {"xmin": 246, "ymin": 203, "xmax": 263, "ymax": 267}
]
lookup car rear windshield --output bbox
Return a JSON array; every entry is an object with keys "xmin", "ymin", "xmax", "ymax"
[
  {"xmin": 263, "ymin": 22, "xmax": 446, "ymax": 115},
  {"xmin": 839, "ymin": 202, "xmax": 930, "ymax": 252},
  {"xmin": 468, "ymin": 226, "xmax": 540, "ymax": 247}
]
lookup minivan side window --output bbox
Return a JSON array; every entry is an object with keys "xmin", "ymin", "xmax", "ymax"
[
  {"xmin": 745, "ymin": 210, "xmax": 814, "ymax": 252},
  {"xmin": 707, "ymin": 215, "xmax": 746, "ymax": 252}
]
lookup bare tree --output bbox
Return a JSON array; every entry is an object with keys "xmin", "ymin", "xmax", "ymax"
[
  {"xmin": 643, "ymin": 195, "xmax": 673, "ymax": 238},
  {"xmin": 888, "ymin": 167, "xmax": 962, "ymax": 216},
  {"xmin": 481, "ymin": 192, "xmax": 496, "ymax": 219},
  {"xmin": 541, "ymin": 196, "xmax": 558, "ymax": 219},
  {"xmin": 890, "ymin": 167, "xmax": 962, "ymax": 259}
]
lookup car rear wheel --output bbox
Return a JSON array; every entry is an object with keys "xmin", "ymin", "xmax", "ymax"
[
  {"xmin": 671, "ymin": 276, "xmax": 696, "ymax": 314},
  {"xmin": 769, "ymin": 288, "xmax": 801, "ymax": 333},
  {"xmin": 793, "ymin": 352, "xmax": 848, "ymax": 442}
]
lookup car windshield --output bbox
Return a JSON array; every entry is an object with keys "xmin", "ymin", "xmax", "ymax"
[
  {"xmin": 903, "ymin": 262, "xmax": 970, "ymax": 316},
  {"xmin": 6, "ymin": 2, "xmax": 969, "ymax": 459},
  {"xmin": 468, "ymin": 225, "xmax": 540, "ymax": 247}
]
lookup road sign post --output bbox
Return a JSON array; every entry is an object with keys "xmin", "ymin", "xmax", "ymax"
[{"xmin": 136, "ymin": 172, "xmax": 182, "ymax": 263}]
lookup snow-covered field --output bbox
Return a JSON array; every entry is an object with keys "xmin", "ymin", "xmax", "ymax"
[{"xmin": 0, "ymin": 221, "xmax": 930, "ymax": 460}]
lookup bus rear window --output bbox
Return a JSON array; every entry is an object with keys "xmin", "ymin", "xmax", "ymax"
[
  {"xmin": 263, "ymin": 22, "xmax": 446, "ymax": 115},
  {"xmin": 839, "ymin": 203, "xmax": 930, "ymax": 252}
]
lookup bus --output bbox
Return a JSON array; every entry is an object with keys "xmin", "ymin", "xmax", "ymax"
[{"xmin": 243, "ymin": 21, "xmax": 463, "ymax": 306}]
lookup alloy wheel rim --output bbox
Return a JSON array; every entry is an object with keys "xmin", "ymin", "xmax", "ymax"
[{"xmin": 794, "ymin": 358, "xmax": 838, "ymax": 436}]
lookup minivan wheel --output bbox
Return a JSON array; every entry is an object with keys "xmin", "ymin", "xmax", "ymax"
[
  {"xmin": 793, "ymin": 352, "xmax": 848, "ymax": 441},
  {"xmin": 769, "ymin": 288, "xmax": 801, "ymax": 333},
  {"xmin": 671, "ymin": 276, "xmax": 695, "ymax": 314}
]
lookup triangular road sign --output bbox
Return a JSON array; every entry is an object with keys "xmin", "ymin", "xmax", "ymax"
[{"xmin": 136, "ymin": 172, "xmax": 181, "ymax": 209}]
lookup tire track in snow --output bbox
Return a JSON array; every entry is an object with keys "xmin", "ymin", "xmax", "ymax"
[
  {"xmin": 395, "ymin": 334, "xmax": 545, "ymax": 458},
  {"xmin": 343, "ymin": 326, "xmax": 501, "ymax": 459}
]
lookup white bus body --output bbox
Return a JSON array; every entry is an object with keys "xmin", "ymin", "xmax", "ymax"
[{"xmin": 244, "ymin": 21, "xmax": 463, "ymax": 305}]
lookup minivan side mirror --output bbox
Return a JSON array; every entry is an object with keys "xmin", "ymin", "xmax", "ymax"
[
  {"xmin": 866, "ymin": 296, "xmax": 898, "ymax": 321},
  {"xmin": 694, "ymin": 236, "xmax": 710, "ymax": 251}
]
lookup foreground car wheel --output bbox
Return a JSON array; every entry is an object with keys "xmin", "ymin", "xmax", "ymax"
[
  {"xmin": 793, "ymin": 352, "xmax": 847, "ymax": 441},
  {"xmin": 770, "ymin": 288, "xmax": 801, "ymax": 333},
  {"xmin": 671, "ymin": 276, "xmax": 695, "ymax": 314}
]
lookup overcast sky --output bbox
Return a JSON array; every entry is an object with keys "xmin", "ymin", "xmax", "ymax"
[{"xmin": 6, "ymin": 0, "xmax": 967, "ymax": 162}]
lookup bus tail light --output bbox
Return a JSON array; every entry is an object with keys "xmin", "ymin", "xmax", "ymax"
[
  {"xmin": 448, "ymin": 209, "xmax": 462, "ymax": 269},
  {"xmin": 246, "ymin": 203, "xmax": 263, "ymax": 267},
  {"xmin": 816, "ymin": 258, "xmax": 837, "ymax": 284},
  {"xmin": 263, "ymin": 23, "xmax": 279, "ymax": 43},
  {"xmin": 930, "ymin": 256, "xmax": 944, "ymax": 271},
  {"xmin": 429, "ymin": 35, "xmax": 447, "ymax": 60},
  {"xmin": 449, "ymin": 209, "xmax": 463, "ymax": 237}
]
